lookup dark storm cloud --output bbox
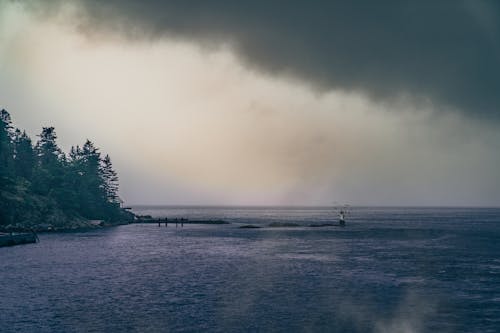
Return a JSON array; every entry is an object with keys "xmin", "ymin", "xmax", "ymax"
[{"xmin": 34, "ymin": 1, "xmax": 500, "ymax": 118}]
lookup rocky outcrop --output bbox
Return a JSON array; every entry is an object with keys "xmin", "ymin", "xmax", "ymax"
[
  {"xmin": 268, "ymin": 222, "xmax": 300, "ymax": 227},
  {"xmin": 0, "ymin": 232, "xmax": 37, "ymax": 247},
  {"xmin": 0, "ymin": 207, "xmax": 134, "ymax": 232}
]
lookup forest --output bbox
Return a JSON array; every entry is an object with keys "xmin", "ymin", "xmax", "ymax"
[{"xmin": 0, "ymin": 108, "xmax": 133, "ymax": 231}]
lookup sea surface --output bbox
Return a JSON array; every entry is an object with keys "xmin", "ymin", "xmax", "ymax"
[{"xmin": 1, "ymin": 206, "xmax": 499, "ymax": 332}]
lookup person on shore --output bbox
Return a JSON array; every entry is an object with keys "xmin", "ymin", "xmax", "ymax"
[{"xmin": 165, "ymin": 217, "xmax": 168, "ymax": 227}]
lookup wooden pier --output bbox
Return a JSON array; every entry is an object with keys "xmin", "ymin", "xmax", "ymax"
[{"xmin": 135, "ymin": 217, "xmax": 229, "ymax": 225}]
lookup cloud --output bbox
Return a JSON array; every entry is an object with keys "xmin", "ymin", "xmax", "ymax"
[
  {"xmin": 18, "ymin": 0, "xmax": 500, "ymax": 120},
  {"xmin": 1, "ymin": 1, "xmax": 500, "ymax": 206}
]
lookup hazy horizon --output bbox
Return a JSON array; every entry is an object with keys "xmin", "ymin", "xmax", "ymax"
[{"xmin": 128, "ymin": 204, "xmax": 500, "ymax": 209}]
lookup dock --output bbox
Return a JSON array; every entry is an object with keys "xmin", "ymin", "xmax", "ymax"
[{"xmin": 135, "ymin": 217, "xmax": 229, "ymax": 225}]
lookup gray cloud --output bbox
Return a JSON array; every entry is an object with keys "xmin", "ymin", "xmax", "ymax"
[
  {"xmin": 30, "ymin": 0, "xmax": 500, "ymax": 120},
  {"xmin": 3, "ymin": 0, "xmax": 500, "ymax": 205}
]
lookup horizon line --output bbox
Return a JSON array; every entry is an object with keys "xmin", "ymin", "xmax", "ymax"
[{"xmin": 125, "ymin": 204, "xmax": 500, "ymax": 209}]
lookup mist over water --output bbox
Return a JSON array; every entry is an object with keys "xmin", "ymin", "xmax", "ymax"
[{"xmin": 1, "ymin": 207, "xmax": 499, "ymax": 332}]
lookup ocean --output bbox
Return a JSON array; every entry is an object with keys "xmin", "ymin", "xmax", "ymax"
[{"xmin": 1, "ymin": 206, "xmax": 499, "ymax": 332}]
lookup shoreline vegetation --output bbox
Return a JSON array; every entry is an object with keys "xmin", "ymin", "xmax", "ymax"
[{"xmin": 0, "ymin": 108, "xmax": 134, "ymax": 233}]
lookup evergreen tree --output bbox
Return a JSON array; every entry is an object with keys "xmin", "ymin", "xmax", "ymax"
[
  {"xmin": 0, "ymin": 109, "xmax": 15, "ymax": 185},
  {"xmin": 101, "ymin": 154, "xmax": 120, "ymax": 204},
  {"xmin": 32, "ymin": 127, "xmax": 65, "ymax": 196},
  {"xmin": 65, "ymin": 145, "xmax": 85, "ymax": 202},
  {"xmin": 36, "ymin": 127, "xmax": 63, "ymax": 166},
  {"xmin": 0, "ymin": 109, "xmax": 15, "ymax": 137},
  {"xmin": 0, "ymin": 109, "xmax": 15, "ymax": 224},
  {"xmin": 78, "ymin": 140, "xmax": 106, "ymax": 218},
  {"xmin": 63, "ymin": 144, "xmax": 86, "ymax": 214},
  {"xmin": 13, "ymin": 129, "xmax": 35, "ymax": 180}
]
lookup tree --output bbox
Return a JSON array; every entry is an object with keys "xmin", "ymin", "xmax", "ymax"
[
  {"xmin": 101, "ymin": 154, "xmax": 120, "ymax": 204},
  {"xmin": 32, "ymin": 127, "xmax": 65, "ymax": 196},
  {"xmin": 0, "ymin": 109, "xmax": 14, "ymax": 137},
  {"xmin": 36, "ymin": 127, "xmax": 63, "ymax": 167},
  {"xmin": 77, "ymin": 140, "xmax": 106, "ymax": 218},
  {"xmin": 0, "ymin": 109, "xmax": 14, "ymax": 178},
  {"xmin": 13, "ymin": 129, "xmax": 35, "ymax": 180},
  {"xmin": 0, "ymin": 109, "xmax": 15, "ymax": 224}
]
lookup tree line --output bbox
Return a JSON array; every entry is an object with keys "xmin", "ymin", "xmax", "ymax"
[{"xmin": 0, "ymin": 108, "xmax": 128, "ymax": 228}]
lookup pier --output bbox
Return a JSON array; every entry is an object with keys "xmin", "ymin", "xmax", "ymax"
[{"xmin": 135, "ymin": 217, "xmax": 229, "ymax": 225}]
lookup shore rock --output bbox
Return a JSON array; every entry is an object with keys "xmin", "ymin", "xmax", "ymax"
[{"xmin": 268, "ymin": 222, "xmax": 300, "ymax": 227}]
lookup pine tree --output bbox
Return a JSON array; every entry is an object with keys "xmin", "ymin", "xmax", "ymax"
[
  {"xmin": 0, "ymin": 109, "xmax": 15, "ymax": 137},
  {"xmin": 0, "ymin": 109, "xmax": 15, "ymax": 186},
  {"xmin": 0, "ymin": 109, "xmax": 15, "ymax": 224},
  {"xmin": 101, "ymin": 154, "xmax": 120, "ymax": 204},
  {"xmin": 79, "ymin": 140, "xmax": 106, "ymax": 218},
  {"xmin": 36, "ymin": 127, "xmax": 63, "ymax": 166},
  {"xmin": 32, "ymin": 127, "xmax": 65, "ymax": 196},
  {"xmin": 13, "ymin": 129, "xmax": 35, "ymax": 180}
]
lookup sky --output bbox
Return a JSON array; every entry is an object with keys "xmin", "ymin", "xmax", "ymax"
[{"xmin": 1, "ymin": 0, "xmax": 499, "ymax": 206}]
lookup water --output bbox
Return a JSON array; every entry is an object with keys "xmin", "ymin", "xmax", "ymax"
[{"xmin": 1, "ymin": 207, "xmax": 499, "ymax": 332}]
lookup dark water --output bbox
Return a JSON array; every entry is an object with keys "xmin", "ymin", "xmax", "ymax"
[{"xmin": 1, "ymin": 207, "xmax": 499, "ymax": 332}]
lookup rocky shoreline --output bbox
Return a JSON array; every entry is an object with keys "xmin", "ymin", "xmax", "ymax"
[
  {"xmin": 0, "ymin": 232, "xmax": 38, "ymax": 247},
  {"xmin": 0, "ymin": 209, "xmax": 135, "ymax": 233},
  {"xmin": 0, "ymin": 219, "xmax": 131, "ymax": 233}
]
